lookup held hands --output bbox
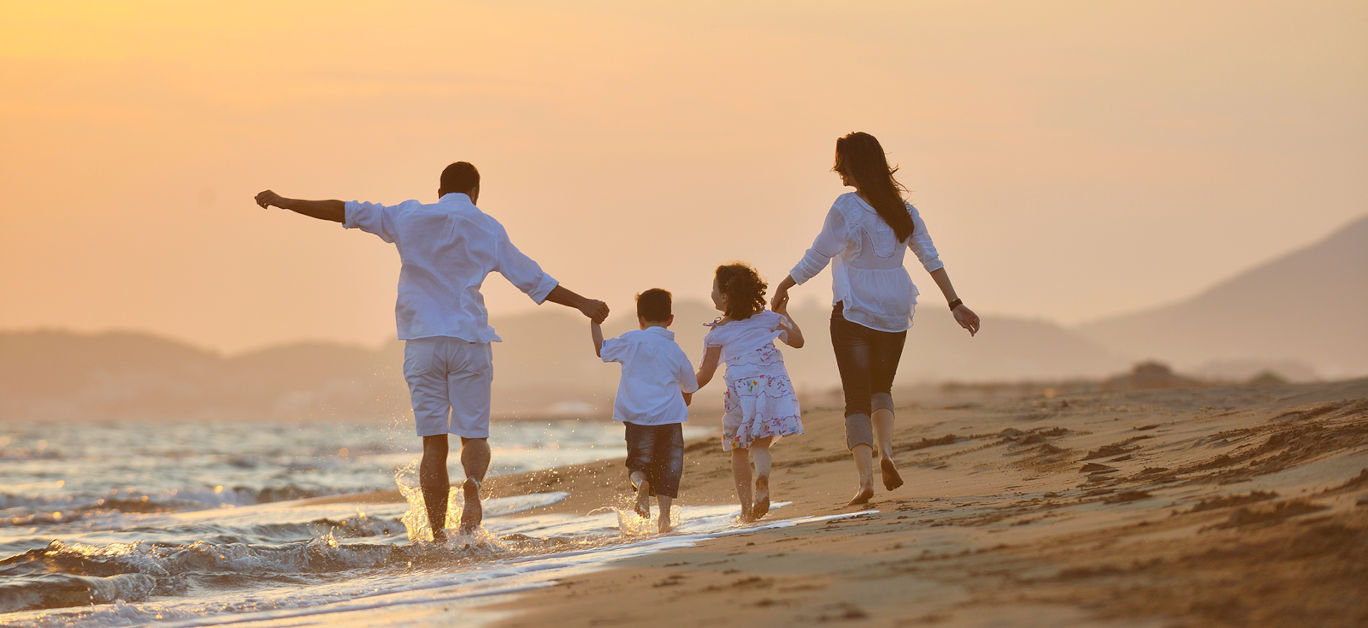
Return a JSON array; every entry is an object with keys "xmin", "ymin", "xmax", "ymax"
[
  {"xmin": 770, "ymin": 284, "xmax": 791, "ymax": 312},
  {"xmin": 254, "ymin": 190, "xmax": 284, "ymax": 209},
  {"xmin": 580, "ymin": 299, "xmax": 610, "ymax": 325},
  {"xmin": 953, "ymin": 304, "xmax": 981, "ymax": 337}
]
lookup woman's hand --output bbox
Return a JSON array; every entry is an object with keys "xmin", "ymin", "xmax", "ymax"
[
  {"xmin": 952, "ymin": 304, "xmax": 980, "ymax": 337},
  {"xmin": 771, "ymin": 275, "xmax": 797, "ymax": 311}
]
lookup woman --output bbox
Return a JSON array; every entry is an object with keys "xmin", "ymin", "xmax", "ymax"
[{"xmin": 771, "ymin": 131, "xmax": 980, "ymax": 506}]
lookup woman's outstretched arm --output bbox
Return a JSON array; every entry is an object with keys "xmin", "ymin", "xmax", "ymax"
[{"xmin": 928, "ymin": 267, "xmax": 980, "ymax": 336}]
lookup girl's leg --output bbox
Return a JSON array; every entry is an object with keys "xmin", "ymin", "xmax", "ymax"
[
  {"xmin": 731, "ymin": 448, "xmax": 754, "ymax": 521},
  {"xmin": 831, "ymin": 305, "xmax": 876, "ymax": 504},
  {"xmin": 751, "ymin": 437, "xmax": 773, "ymax": 518}
]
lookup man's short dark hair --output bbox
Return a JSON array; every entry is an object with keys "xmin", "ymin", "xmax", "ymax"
[
  {"xmin": 440, "ymin": 161, "xmax": 480, "ymax": 194},
  {"xmin": 636, "ymin": 288, "xmax": 672, "ymax": 322}
]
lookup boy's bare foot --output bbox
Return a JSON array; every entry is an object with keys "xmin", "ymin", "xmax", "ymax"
[
  {"xmin": 753, "ymin": 475, "xmax": 770, "ymax": 519},
  {"xmin": 847, "ymin": 486, "xmax": 874, "ymax": 506},
  {"xmin": 880, "ymin": 457, "xmax": 904, "ymax": 491},
  {"xmin": 459, "ymin": 478, "xmax": 482, "ymax": 534},
  {"xmin": 633, "ymin": 477, "xmax": 651, "ymax": 519}
]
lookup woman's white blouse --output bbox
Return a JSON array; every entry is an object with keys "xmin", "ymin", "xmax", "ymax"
[{"xmin": 788, "ymin": 193, "xmax": 943, "ymax": 333}]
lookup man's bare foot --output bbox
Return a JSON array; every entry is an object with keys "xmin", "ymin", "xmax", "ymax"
[
  {"xmin": 432, "ymin": 528, "xmax": 448, "ymax": 544},
  {"xmin": 753, "ymin": 475, "xmax": 770, "ymax": 519},
  {"xmin": 847, "ymin": 486, "xmax": 874, "ymax": 506},
  {"xmin": 880, "ymin": 457, "xmax": 904, "ymax": 491},
  {"xmin": 739, "ymin": 503, "xmax": 755, "ymax": 523},
  {"xmin": 658, "ymin": 516, "xmax": 673, "ymax": 534},
  {"xmin": 459, "ymin": 478, "xmax": 482, "ymax": 534}
]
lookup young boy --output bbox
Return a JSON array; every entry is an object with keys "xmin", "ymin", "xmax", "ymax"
[{"xmin": 591, "ymin": 288, "xmax": 698, "ymax": 533}]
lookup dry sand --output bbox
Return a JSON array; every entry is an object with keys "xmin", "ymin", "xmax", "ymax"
[{"xmin": 464, "ymin": 377, "xmax": 1368, "ymax": 626}]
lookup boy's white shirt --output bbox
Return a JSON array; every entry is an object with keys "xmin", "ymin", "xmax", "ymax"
[{"xmin": 600, "ymin": 326, "xmax": 699, "ymax": 426}]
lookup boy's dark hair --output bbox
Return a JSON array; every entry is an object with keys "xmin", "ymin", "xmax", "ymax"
[
  {"xmin": 715, "ymin": 263, "xmax": 767, "ymax": 320},
  {"xmin": 636, "ymin": 288, "xmax": 672, "ymax": 322},
  {"xmin": 439, "ymin": 161, "xmax": 480, "ymax": 194}
]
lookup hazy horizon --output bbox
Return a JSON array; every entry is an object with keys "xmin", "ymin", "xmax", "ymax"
[{"xmin": 3, "ymin": 1, "xmax": 1365, "ymax": 354}]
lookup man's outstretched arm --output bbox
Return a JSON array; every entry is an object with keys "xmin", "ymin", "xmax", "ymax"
[
  {"xmin": 255, "ymin": 190, "xmax": 345, "ymax": 223},
  {"xmin": 545, "ymin": 285, "xmax": 610, "ymax": 324}
]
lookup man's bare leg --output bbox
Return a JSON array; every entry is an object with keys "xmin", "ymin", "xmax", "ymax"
[
  {"xmin": 872, "ymin": 408, "xmax": 903, "ymax": 490},
  {"xmin": 459, "ymin": 437, "xmax": 490, "ymax": 534},
  {"xmin": 420, "ymin": 435, "xmax": 450, "ymax": 543},
  {"xmin": 731, "ymin": 448, "xmax": 754, "ymax": 522}
]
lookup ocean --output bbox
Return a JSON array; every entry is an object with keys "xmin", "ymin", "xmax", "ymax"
[{"xmin": 0, "ymin": 418, "xmax": 855, "ymax": 626}]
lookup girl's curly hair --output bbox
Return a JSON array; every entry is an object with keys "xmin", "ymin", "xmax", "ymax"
[{"xmin": 715, "ymin": 263, "xmax": 768, "ymax": 321}]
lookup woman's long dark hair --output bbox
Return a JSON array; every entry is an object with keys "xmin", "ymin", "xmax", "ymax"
[{"xmin": 834, "ymin": 131, "xmax": 915, "ymax": 241}]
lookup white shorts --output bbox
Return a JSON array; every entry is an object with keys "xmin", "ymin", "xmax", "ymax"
[{"xmin": 403, "ymin": 337, "xmax": 493, "ymax": 438}]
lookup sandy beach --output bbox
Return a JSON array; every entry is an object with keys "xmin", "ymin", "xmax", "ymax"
[{"xmin": 460, "ymin": 377, "xmax": 1368, "ymax": 626}]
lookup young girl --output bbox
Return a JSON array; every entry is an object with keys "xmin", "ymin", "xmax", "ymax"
[{"xmin": 695, "ymin": 263, "xmax": 805, "ymax": 521}]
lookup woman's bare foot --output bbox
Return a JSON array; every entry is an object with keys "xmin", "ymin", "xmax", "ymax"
[
  {"xmin": 880, "ymin": 457, "xmax": 904, "ymax": 491},
  {"xmin": 753, "ymin": 475, "xmax": 770, "ymax": 519},
  {"xmin": 847, "ymin": 485, "xmax": 874, "ymax": 506},
  {"xmin": 459, "ymin": 478, "xmax": 482, "ymax": 534}
]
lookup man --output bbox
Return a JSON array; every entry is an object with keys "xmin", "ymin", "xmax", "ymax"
[{"xmin": 254, "ymin": 161, "xmax": 608, "ymax": 542}]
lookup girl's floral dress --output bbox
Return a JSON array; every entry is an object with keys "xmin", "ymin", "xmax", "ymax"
[{"xmin": 703, "ymin": 310, "xmax": 804, "ymax": 450}]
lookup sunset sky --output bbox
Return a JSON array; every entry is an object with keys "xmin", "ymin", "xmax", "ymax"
[{"xmin": 2, "ymin": 1, "xmax": 1365, "ymax": 353}]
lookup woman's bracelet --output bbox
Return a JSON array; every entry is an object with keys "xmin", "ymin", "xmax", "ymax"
[{"xmin": 948, "ymin": 298, "xmax": 963, "ymax": 311}]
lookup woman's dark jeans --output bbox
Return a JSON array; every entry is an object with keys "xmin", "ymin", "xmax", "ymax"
[{"xmin": 830, "ymin": 302, "xmax": 907, "ymax": 450}]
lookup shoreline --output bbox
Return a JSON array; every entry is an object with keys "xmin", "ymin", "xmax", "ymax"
[{"xmin": 466, "ymin": 378, "xmax": 1368, "ymax": 626}]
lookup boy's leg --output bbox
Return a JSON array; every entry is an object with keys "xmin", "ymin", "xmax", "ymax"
[
  {"xmin": 420, "ymin": 435, "xmax": 450, "ymax": 542},
  {"xmin": 657, "ymin": 495, "xmax": 673, "ymax": 533},
  {"xmin": 653, "ymin": 424, "xmax": 684, "ymax": 532},
  {"xmin": 624, "ymin": 423, "xmax": 654, "ymax": 517},
  {"xmin": 459, "ymin": 437, "xmax": 489, "ymax": 534},
  {"xmin": 731, "ymin": 448, "xmax": 753, "ymax": 521}
]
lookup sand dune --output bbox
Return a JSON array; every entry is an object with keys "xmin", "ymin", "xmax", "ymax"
[{"xmin": 468, "ymin": 377, "xmax": 1368, "ymax": 626}]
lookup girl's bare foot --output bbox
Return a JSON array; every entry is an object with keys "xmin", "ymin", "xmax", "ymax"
[
  {"xmin": 460, "ymin": 478, "xmax": 482, "ymax": 534},
  {"xmin": 847, "ymin": 485, "xmax": 874, "ymax": 506},
  {"xmin": 753, "ymin": 475, "xmax": 770, "ymax": 519},
  {"xmin": 880, "ymin": 457, "xmax": 904, "ymax": 491}
]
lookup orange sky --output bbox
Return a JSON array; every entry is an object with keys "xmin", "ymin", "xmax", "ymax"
[{"xmin": 2, "ymin": 1, "xmax": 1365, "ymax": 353}]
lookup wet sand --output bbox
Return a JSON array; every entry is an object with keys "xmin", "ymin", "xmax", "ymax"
[{"xmin": 472, "ymin": 378, "xmax": 1368, "ymax": 626}]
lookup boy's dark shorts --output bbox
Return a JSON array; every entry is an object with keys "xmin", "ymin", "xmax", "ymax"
[{"xmin": 624, "ymin": 422, "xmax": 684, "ymax": 499}]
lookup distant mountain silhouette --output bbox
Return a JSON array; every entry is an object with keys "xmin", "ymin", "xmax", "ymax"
[
  {"xmin": 0, "ymin": 301, "xmax": 1124, "ymax": 421},
  {"xmin": 1076, "ymin": 214, "xmax": 1368, "ymax": 378}
]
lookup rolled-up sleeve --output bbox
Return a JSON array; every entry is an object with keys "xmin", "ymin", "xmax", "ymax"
[
  {"xmin": 789, "ymin": 205, "xmax": 848, "ymax": 285},
  {"xmin": 494, "ymin": 227, "xmax": 559, "ymax": 304},
  {"xmin": 600, "ymin": 337, "xmax": 627, "ymax": 364},
  {"xmin": 907, "ymin": 205, "xmax": 944, "ymax": 273},
  {"xmin": 344, "ymin": 200, "xmax": 398, "ymax": 243}
]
